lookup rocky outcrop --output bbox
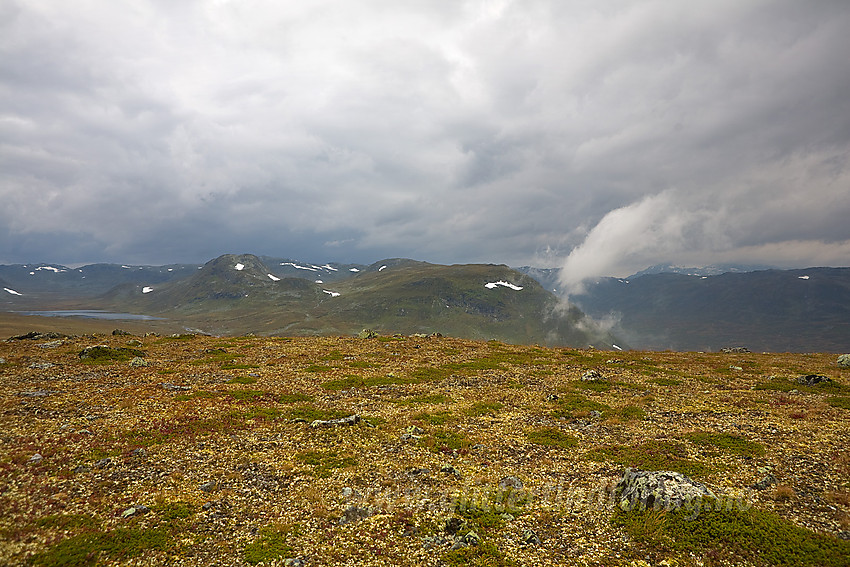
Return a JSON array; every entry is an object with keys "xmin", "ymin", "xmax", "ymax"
[
  {"xmin": 837, "ymin": 354, "xmax": 850, "ymax": 368},
  {"xmin": 615, "ymin": 468, "xmax": 716, "ymax": 511}
]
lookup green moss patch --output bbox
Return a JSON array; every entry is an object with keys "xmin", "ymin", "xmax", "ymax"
[
  {"xmin": 526, "ymin": 427, "xmax": 578, "ymax": 449},
  {"xmin": 613, "ymin": 497, "xmax": 850, "ymax": 566},
  {"xmin": 277, "ymin": 393, "xmax": 312, "ymax": 404},
  {"xmin": 391, "ymin": 394, "xmax": 451, "ymax": 405},
  {"xmin": 243, "ymin": 524, "xmax": 300, "ymax": 565},
  {"xmin": 420, "ymin": 429, "xmax": 471, "ymax": 453},
  {"xmin": 29, "ymin": 527, "xmax": 172, "ymax": 566},
  {"xmin": 683, "ymin": 431, "xmax": 765, "ymax": 458},
  {"xmin": 411, "ymin": 410, "xmax": 455, "ymax": 425},
  {"xmin": 550, "ymin": 393, "xmax": 611, "ymax": 418},
  {"xmin": 585, "ymin": 440, "xmax": 714, "ymax": 478},
  {"xmin": 466, "ymin": 401, "xmax": 503, "ymax": 416},
  {"xmin": 78, "ymin": 346, "xmax": 146, "ymax": 364},
  {"xmin": 226, "ymin": 375, "xmax": 258, "ymax": 384},
  {"xmin": 615, "ymin": 405, "xmax": 647, "ymax": 421}
]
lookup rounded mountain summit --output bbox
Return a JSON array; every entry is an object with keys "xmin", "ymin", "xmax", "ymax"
[{"xmin": 103, "ymin": 253, "xmax": 620, "ymax": 347}]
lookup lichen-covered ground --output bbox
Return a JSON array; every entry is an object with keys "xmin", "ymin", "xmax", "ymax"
[{"xmin": 1, "ymin": 331, "xmax": 848, "ymax": 566}]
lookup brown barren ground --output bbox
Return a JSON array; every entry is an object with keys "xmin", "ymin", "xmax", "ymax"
[{"xmin": 0, "ymin": 324, "xmax": 848, "ymax": 566}]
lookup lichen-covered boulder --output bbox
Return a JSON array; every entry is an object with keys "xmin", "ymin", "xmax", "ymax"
[
  {"xmin": 837, "ymin": 354, "xmax": 850, "ymax": 368},
  {"xmin": 616, "ymin": 468, "xmax": 716, "ymax": 512},
  {"xmin": 797, "ymin": 374, "xmax": 832, "ymax": 386}
]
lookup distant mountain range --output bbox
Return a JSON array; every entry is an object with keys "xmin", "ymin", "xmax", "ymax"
[
  {"xmin": 3, "ymin": 256, "xmax": 848, "ymax": 352},
  {"xmin": 1, "ymin": 254, "xmax": 617, "ymax": 348},
  {"xmin": 568, "ymin": 268, "xmax": 850, "ymax": 352}
]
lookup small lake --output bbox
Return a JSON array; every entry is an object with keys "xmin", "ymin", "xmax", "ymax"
[{"xmin": 15, "ymin": 310, "xmax": 164, "ymax": 321}]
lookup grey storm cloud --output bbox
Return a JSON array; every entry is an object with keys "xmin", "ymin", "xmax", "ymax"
[{"xmin": 1, "ymin": 0, "xmax": 849, "ymax": 276}]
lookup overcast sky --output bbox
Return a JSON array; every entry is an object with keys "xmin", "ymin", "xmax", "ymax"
[{"xmin": 2, "ymin": 1, "xmax": 849, "ymax": 281}]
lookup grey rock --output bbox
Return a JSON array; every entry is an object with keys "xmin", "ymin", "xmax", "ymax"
[
  {"xmin": 94, "ymin": 458, "xmax": 111, "ymax": 469},
  {"xmin": 129, "ymin": 357, "xmax": 148, "ymax": 367},
  {"xmin": 440, "ymin": 464, "xmax": 460, "ymax": 477},
  {"xmin": 408, "ymin": 467, "xmax": 431, "ymax": 477},
  {"xmin": 39, "ymin": 340, "xmax": 63, "ymax": 349},
  {"xmin": 357, "ymin": 329, "xmax": 379, "ymax": 339},
  {"xmin": 73, "ymin": 465, "xmax": 91, "ymax": 474},
  {"xmin": 340, "ymin": 487, "xmax": 354, "ymax": 499},
  {"xmin": 18, "ymin": 390, "xmax": 53, "ymax": 397},
  {"xmin": 339, "ymin": 505, "xmax": 374, "ymax": 525},
  {"xmin": 498, "ymin": 476, "xmax": 523, "ymax": 490},
  {"xmin": 522, "ymin": 529, "xmax": 542, "ymax": 546},
  {"xmin": 838, "ymin": 354, "xmax": 850, "ymax": 368},
  {"xmin": 130, "ymin": 448, "xmax": 147, "ymax": 458},
  {"xmin": 283, "ymin": 559, "xmax": 306, "ymax": 567},
  {"xmin": 581, "ymin": 369, "xmax": 605, "ymax": 381},
  {"xmin": 310, "ymin": 414, "xmax": 360, "ymax": 428},
  {"xmin": 29, "ymin": 453, "xmax": 43, "ymax": 464},
  {"xmin": 721, "ymin": 346, "xmax": 750, "ymax": 353},
  {"xmin": 199, "ymin": 480, "xmax": 217, "ymax": 492},
  {"xmin": 0, "ymin": 357, "xmax": 5, "ymax": 364},
  {"xmin": 460, "ymin": 531, "xmax": 481, "ymax": 546},
  {"xmin": 29, "ymin": 362, "xmax": 55, "ymax": 370},
  {"xmin": 127, "ymin": 339, "xmax": 143, "ymax": 347},
  {"xmin": 752, "ymin": 473, "xmax": 777, "ymax": 490},
  {"xmin": 797, "ymin": 374, "xmax": 832, "ymax": 386},
  {"xmin": 405, "ymin": 425, "xmax": 426, "ymax": 436},
  {"xmin": 121, "ymin": 504, "xmax": 150, "ymax": 518},
  {"xmin": 422, "ymin": 535, "xmax": 450, "ymax": 550},
  {"xmin": 160, "ymin": 383, "xmax": 191, "ymax": 391},
  {"xmin": 10, "ymin": 331, "xmax": 64, "ymax": 341},
  {"xmin": 546, "ymin": 393, "xmax": 559, "ymax": 401},
  {"xmin": 112, "ymin": 329, "xmax": 132, "ymax": 336},
  {"xmin": 616, "ymin": 468, "xmax": 716, "ymax": 511}
]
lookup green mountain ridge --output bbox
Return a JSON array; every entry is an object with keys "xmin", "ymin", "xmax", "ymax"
[{"xmin": 102, "ymin": 254, "xmax": 618, "ymax": 347}]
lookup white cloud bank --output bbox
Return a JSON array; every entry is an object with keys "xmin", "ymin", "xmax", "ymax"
[{"xmin": 1, "ymin": 1, "xmax": 849, "ymax": 269}]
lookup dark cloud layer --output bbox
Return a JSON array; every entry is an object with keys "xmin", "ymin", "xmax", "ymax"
[{"xmin": 2, "ymin": 1, "xmax": 849, "ymax": 277}]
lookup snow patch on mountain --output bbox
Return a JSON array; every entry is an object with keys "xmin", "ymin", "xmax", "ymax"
[
  {"xmin": 4, "ymin": 287, "xmax": 22, "ymax": 295},
  {"xmin": 267, "ymin": 274, "xmax": 280, "ymax": 281},
  {"xmin": 234, "ymin": 263, "xmax": 245, "ymax": 271},
  {"xmin": 323, "ymin": 290, "xmax": 340, "ymax": 297},
  {"xmin": 485, "ymin": 281, "xmax": 523, "ymax": 291},
  {"xmin": 142, "ymin": 287, "xmax": 153, "ymax": 294},
  {"xmin": 282, "ymin": 262, "xmax": 317, "ymax": 271}
]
